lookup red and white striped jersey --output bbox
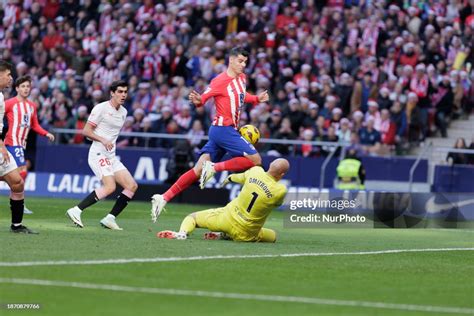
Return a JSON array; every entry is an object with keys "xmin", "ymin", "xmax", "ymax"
[
  {"xmin": 4, "ymin": 97, "xmax": 48, "ymax": 148},
  {"xmin": 410, "ymin": 75, "xmax": 429, "ymax": 98},
  {"xmin": 199, "ymin": 72, "xmax": 259, "ymax": 128}
]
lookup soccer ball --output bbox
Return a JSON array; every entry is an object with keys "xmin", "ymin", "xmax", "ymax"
[{"xmin": 239, "ymin": 124, "xmax": 260, "ymax": 145}]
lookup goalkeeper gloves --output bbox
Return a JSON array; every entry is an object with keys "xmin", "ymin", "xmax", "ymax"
[{"xmin": 220, "ymin": 175, "xmax": 233, "ymax": 188}]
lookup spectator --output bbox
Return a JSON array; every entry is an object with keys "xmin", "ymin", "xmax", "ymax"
[
  {"xmin": 192, "ymin": 106, "xmax": 211, "ymax": 131},
  {"xmin": 256, "ymin": 122, "xmax": 272, "ymax": 154},
  {"xmin": 296, "ymin": 129, "xmax": 318, "ymax": 158},
  {"xmin": 351, "ymin": 111, "xmax": 364, "ymax": 133},
  {"xmin": 320, "ymin": 126, "xmax": 339, "ymax": 156},
  {"xmin": 337, "ymin": 118, "xmax": 351, "ymax": 143},
  {"xmin": 187, "ymin": 120, "xmax": 205, "ymax": 154},
  {"xmin": 132, "ymin": 108, "xmax": 146, "ymax": 131},
  {"xmin": 433, "ymin": 76, "xmax": 454, "ymax": 138},
  {"xmin": 42, "ymin": 22, "xmax": 64, "ymax": 50},
  {"xmin": 270, "ymin": 117, "xmax": 296, "ymax": 156},
  {"xmin": 285, "ymin": 99, "xmax": 305, "ymax": 135},
  {"xmin": 359, "ymin": 118, "xmax": 381, "ymax": 155},
  {"xmin": 352, "ymin": 72, "xmax": 376, "ymax": 113},
  {"xmin": 174, "ymin": 104, "xmax": 193, "ymax": 132},
  {"xmin": 67, "ymin": 105, "xmax": 89, "ymax": 145},
  {"xmin": 334, "ymin": 73, "xmax": 353, "ymax": 116},
  {"xmin": 155, "ymin": 106, "xmax": 174, "ymax": 133},
  {"xmin": 314, "ymin": 115, "xmax": 327, "ymax": 139},
  {"xmin": 468, "ymin": 137, "xmax": 474, "ymax": 165},
  {"xmin": 319, "ymin": 95, "xmax": 337, "ymax": 119},
  {"xmin": 267, "ymin": 109, "xmax": 283, "ymax": 135},
  {"xmin": 390, "ymin": 101, "xmax": 407, "ymax": 144},
  {"xmin": 116, "ymin": 116, "xmax": 135, "ymax": 148},
  {"xmin": 405, "ymin": 92, "xmax": 422, "ymax": 142},
  {"xmin": 379, "ymin": 109, "xmax": 397, "ymax": 153},
  {"xmin": 447, "ymin": 138, "xmax": 469, "ymax": 165},
  {"xmin": 365, "ymin": 100, "xmax": 381, "ymax": 131},
  {"xmin": 52, "ymin": 106, "xmax": 70, "ymax": 144},
  {"xmin": 377, "ymin": 87, "xmax": 392, "ymax": 111},
  {"xmin": 134, "ymin": 117, "xmax": 158, "ymax": 148}
]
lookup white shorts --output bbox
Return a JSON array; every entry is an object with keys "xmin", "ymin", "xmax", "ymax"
[
  {"xmin": 88, "ymin": 151, "xmax": 126, "ymax": 179},
  {"xmin": 0, "ymin": 151, "xmax": 18, "ymax": 177}
]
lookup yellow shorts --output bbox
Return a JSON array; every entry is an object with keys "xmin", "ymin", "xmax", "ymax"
[{"xmin": 194, "ymin": 207, "xmax": 276, "ymax": 242}]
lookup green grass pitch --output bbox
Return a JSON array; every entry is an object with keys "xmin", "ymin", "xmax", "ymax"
[{"xmin": 0, "ymin": 197, "xmax": 473, "ymax": 316}]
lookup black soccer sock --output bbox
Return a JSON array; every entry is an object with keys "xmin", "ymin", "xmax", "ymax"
[
  {"xmin": 11, "ymin": 199, "xmax": 24, "ymax": 225},
  {"xmin": 110, "ymin": 193, "xmax": 132, "ymax": 217},
  {"xmin": 77, "ymin": 191, "xmax": 99, "ymax": 211}
]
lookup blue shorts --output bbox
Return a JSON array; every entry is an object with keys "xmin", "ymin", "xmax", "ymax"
[
  {"xmin": 199, "ymin": 126, "xmax": 258, "ymax": 162},
  {"xmin": 6, "ymin": 146, "xmax": 26, "ymax": 167}
]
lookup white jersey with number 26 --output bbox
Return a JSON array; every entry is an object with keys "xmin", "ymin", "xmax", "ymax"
[{"xmin": 87, "ymin": 101, "xmax": 127, "ymax": 157}]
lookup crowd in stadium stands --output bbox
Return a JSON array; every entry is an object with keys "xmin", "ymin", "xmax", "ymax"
[{"xmin": 0, "ymin": 0, "xmax": 473, "ymax": 158}]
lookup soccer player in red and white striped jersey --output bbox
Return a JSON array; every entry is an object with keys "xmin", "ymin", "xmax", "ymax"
[
  {"xmin": 151, "ymin": 47, "xmax": 269, "ymax": 222},
  {"xmin": 4, "ymin": 75, "xmax": 55, "ymax": 213},
  {"xmin": 0, "ymin": 61, "xmax": 37, "ymax": 233}
]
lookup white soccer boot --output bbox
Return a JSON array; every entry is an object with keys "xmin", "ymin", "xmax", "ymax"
[
  {"xmin": 151, "ymin": 194, "xmax": 167, "ymax": 223},
  {"xmin": 199, "ymin": 161, "xmax": 216, "ymax": 189},
  {"xmin": 100, "ymin": 214, "xmax": 123, "ymax": 230},
  {"xmin": 66, "ymin": 206, "xmax": 84, "ymax": 228}
]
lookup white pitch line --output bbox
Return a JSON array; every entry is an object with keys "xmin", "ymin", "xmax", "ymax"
[
  {"xmin": 0, "ymin": 248, "xmax": 473, "ymax": 267},
  {"xmin": 0, "ymin": 278, "xmax": 472, "ymax": 315}
]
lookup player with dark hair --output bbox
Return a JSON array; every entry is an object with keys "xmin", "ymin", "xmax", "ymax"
[
  {"xmin": 0, "ymin": 60, "xmax": 37, "ymax": 233},
  {"xmin": 151, "ymin": 47, "xmax": 269, "ymax": 222},
  {"xmin": 66, "ymin": 80, "xmax": 138, "ymax": 230},
  {"xmin": 4, "ymin": 75, "xmax": 55, "ymax": 214}
]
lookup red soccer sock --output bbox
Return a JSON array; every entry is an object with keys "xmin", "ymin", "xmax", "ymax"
[
  {"xmin": 163, "ymin": 169, "xmax": 199, "ymax": 202},
  {"xmin": 214, "ymin": 157, "xmax": 256, "ymax": 172}
]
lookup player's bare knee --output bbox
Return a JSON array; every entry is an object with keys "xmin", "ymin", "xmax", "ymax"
[
  {"xmin": 248, "ymin": 154, "xmax": 261, "ymax": 166},
  {"xmin": 193, "ymin": 165, "xmax": 202, "ymax": 176},
  {"xmin": 194, "ymin": 155, "xmax": 210, "ymax": 176},
  {"xmin": 127, "ymin": 181, "xmax": 138, "ymax": 192},
  {"xmin": 10, "ymin": 180, "xmax": 24, "ymax": 193},
  {"xmin": 7, "ymin": 174, "xmax": 24, "ymax": 192}
]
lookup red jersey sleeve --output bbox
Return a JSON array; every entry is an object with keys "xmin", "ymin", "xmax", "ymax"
[
  {"xmin": 4, "ymin": 97, "xmax": 13, "ymax": 113},
  {"xmin": 244, "ymin": 93, "xmax": 259, "ymax": 105},
  {"xmin": 30, "ymin": 102, "xmax": 49, "ymax": 136},
  {"xmin": 199, "ymin": 78, "xmax": 221, "ymax": 106}
]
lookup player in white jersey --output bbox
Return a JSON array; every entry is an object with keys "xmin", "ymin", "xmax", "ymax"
[
  {"xmin": 0, "ymin": 60, "xmax": 37, "ymax": 234},
  {"xmin": 66, "ymin": 80, "xmax": 138, "ymax": 230}
]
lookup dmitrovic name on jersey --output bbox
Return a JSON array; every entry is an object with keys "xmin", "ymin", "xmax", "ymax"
[{"xmin": 248, "ymin": 177, "xmax": 273, "ymax": 198}]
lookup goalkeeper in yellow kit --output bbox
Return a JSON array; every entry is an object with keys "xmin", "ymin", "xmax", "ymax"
[{"xmin": 157, "ymin": 158, "xmax": 289, "ymax": 242}]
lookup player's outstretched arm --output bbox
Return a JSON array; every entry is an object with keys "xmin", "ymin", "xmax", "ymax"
[
  {"xmin": 221, "ymin": 172, "xmax": 246, "ymax": 186},
  {"xmin": 30, "ymin": 105, "xmax": 53, "ymax": 141},
  {"xmin": 244, "ymin": 90, "xmax": 269, "ymax": 105}
]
